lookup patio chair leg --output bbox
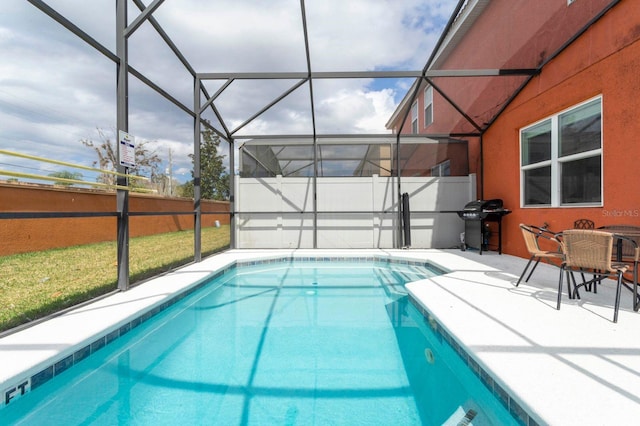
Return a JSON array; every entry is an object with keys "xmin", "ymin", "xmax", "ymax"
[
  {"xmin": 635, "ymin": 269, "xmax": 639, "ymax": 312},
  {"xmin": 592, "ymin": 271, "xmax": 601, "ymax": 294},
  {"xmin": 525, "ymin": 258, "xmax": 541, "ymax": 283},
  {"xmin": 570, "ymin": 272, "xmax": 581, "ymax": 300},
  {"xmin": 557, "ymin": 266, "xmax": 565, "ymax": 310},
  {"xmin": 516, "ymin": 256, "xmax": 537, "ymax": 286},
  {"xmin": 613, "ymin": 273, "xmax": 623, "ymax": 323},
  {"xmin": 581, "ymin": 272, "xmax": 589, "ymax": 291}
]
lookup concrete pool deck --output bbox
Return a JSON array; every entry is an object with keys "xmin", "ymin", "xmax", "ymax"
[{"xmin": 1, "ymin": 248, "xmax": 639, "ymax": 425}]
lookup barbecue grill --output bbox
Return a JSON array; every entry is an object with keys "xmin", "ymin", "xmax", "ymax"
[{"xmin": 457, "ymin": 199, "xmax": 510, "ymax": 254}]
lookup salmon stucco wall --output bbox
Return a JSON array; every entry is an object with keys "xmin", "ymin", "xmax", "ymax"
[
  {"xmin": 482, "ymin": 2, "xmax": 640, "ymax": 259},
  {"xmin": 0, "ymin": 183, "xmax": 230, "ymax": 256}
]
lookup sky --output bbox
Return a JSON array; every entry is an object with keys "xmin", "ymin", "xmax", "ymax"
[{"xmin": 0, "ymin": 0, "xmax": 458, "ymax": 185}]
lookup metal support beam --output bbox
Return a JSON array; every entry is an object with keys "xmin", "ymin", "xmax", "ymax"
[
  {"xmin": 130, "ymin": 0, "xmax": 225, "ymax": 140},
  {"xmin": 129, "ymin": 67, "xmax": 193, "ymax": 117},
  {"xmin": 27, "ymin": 0, "xmax": 118, "ymax": 62},
  {"xmin": 479, "ymin": 134, "xmax": 484, "ymax": 200},
  {"xmin": 124, "ymin": 0, "xmax": 165, "ymax": 38},
  {"xmin": 300, "ymin": 0, "xmax": 318, "ymax": 248},
  {"xmin": 230, "ymin": 79, "xmax": 308, "ymax": 136},
  {"xmin": 116, "ymin": 0, "xmax": 130, "ymax": 291},
  {"xmin": 198, "ymin": 79, "xmax": 235, "ymax": 138},
  {"xmin": 199, "ymin": 79, "xmax": 234, "ymax": 114},
  {"xmin": 198, "ymin": 71, "xmax": 419, "ymax": 80},
  {"xmin": 426, "ymin": 77, "xmax": 483, "ymax": 133},
  {"xmin": 194, "ymin": 76, "xmax": 202, "ymax": 262},
  {"xmin": 422, "ymin": 0, "xmax": 467, "ymax": 74},
  {"xmin": 395, "ymin": 133, "xmax": 402, "ymax": 248},
  {"xmin": 235, "ymin": 132, "xmax": 481, "ymax": 140},
  {"xmin": 197, "ymin": 69, "xmax": 537, "ymax": 81},
  {"xmin": 131, "ymin": 0, "xmax": 196, "ymax": 75},
  {"xmin": 28, "ymin": 1, "xmax": 196, "ymax": 121},
  {"xmin": 229, "ymin": 139, "xmax": 236, "ymax": 249},
  {"xmin": 426, "ymin": 69, "xmax": 537, "ymax": 77}
]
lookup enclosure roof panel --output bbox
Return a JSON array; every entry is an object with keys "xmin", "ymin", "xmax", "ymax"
[{"xmin": 389, "ymin": 0, "xmax": 617, "ymax": 135}]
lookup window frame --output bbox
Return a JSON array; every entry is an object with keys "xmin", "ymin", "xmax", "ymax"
[
  {"xmin": 430, "ymin": 159, "xmax": 450, "ymax": 177},
  {"xmin": 411, "ymin": 101, "xmax": 418, "ymax": 134},
  {"xmin": 519, "ymin": 96, "xmax": 603, "ymax": 208},
  {"xmin": 424, "ymin": 86, "xmax": 433, "ymax": 128}
]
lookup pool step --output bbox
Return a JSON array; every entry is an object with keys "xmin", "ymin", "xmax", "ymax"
[{"xmin": 375, "ymin": 268, "xmax": 408, "ymax": 298}]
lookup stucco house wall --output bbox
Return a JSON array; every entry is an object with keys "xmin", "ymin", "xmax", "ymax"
[{"xmin": 482, "ymin": 0, "xmax": 640, "ymax": 258}]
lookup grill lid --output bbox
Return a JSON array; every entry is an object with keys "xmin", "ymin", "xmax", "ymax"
[
  {"xmin": 457, "ymin": 199, "xmax": 509, "ymax": 220},
  {"xmin": 463, "ymin": 199, "xmax": 503, "ymax": 212}
]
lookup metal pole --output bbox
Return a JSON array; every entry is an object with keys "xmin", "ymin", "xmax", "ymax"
[
  {"xmin": 479, "ymin": 134, "xmax": 484, "ymax": 200},
  {"xmin": 229, "ymin": 138, "xmax": 236, "ymax": 249},
  {"xmin": 194, "ymin": 76, "xmax": 202, "ymax": 262},
  {"xmin": 402, "ymin": 192, "xmax": 411, "ymax": 248},
  {"xmin": 396, "ymin": 134, "xmax": 402, "ymax": 248},
  {"xmin": 300, "ymin": 0, "xmax": 318, "ymax": 248},
  {"xmin": 116, "ymin": 0, "xmax": 130, "ymax": 291}
]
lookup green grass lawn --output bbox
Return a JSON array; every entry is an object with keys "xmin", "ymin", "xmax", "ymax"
[{"xmin": 0, "ymin": 225, "xmax": 230, "ymax": 333}]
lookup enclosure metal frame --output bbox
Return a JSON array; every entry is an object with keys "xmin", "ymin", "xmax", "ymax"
[{"xmin": 17, "ymin": 0, "xmax": 615, "ymax": 291}]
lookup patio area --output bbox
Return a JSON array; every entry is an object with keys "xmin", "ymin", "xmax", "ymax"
[
  {"xmin": 408, "ymin": 248, "xmax": 640, "ymax": 425},
  {"xmin": 1, "ymin": 247, "xmax": 640, "ymax": 424}
]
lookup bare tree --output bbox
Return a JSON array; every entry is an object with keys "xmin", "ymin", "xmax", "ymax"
[{"xmin": 81, "ymin": 128, "xmax": 163, "ymax": 189}]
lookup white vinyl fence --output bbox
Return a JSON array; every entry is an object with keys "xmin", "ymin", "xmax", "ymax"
[{"xmin": 235, "ymin": 174, "xmax": 476, "ymax": 249}]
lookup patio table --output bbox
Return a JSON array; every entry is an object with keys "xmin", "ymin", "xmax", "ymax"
[{"xmin": 598, "ymin": 225, "xmax": 640, "ymax": 310}]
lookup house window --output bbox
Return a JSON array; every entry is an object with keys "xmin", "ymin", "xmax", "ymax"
[
  {"xmin": 520, "ymin": 97, "xmax": 602, "ymax": 207},
  {"xmin": 411, "ymin": 102, "xmax": 418, "ymax": 133},
  {"xmin": 431, "ymin": 159, "xmax": 450, "ymax": 177},
  {"xmin": 424, "ymin": 86, "xmax": 433, "ymax": 127}
]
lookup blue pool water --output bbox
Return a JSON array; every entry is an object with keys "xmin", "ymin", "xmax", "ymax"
[{"xmin": 2, "ymin": 261, "xmax": 520, "ymax": 425}]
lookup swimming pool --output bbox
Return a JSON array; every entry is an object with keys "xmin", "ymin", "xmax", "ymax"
[{"xmin": 2, "ymin": 259, "xmax": 521, "ymax": 425}]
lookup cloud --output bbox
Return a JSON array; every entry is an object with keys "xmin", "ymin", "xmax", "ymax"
[
  {"xmin": 303, "ymin": 0, "xmax": 446, "ymax": 71},
  {"xmin": 0, "ymin": 0, "xmax": 457, "ymax": 183}
]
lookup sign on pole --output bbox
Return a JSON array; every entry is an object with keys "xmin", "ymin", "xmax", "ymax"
[{"xmin": 118, "ymin": 130, "xmax": 136, "ymax": 168}]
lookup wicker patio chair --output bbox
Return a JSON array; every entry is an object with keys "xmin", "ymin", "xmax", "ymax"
[
  {"xmin": 558, "ymin": 229, "xmax": 638, "ymax": 323},
  {"xmin": 597, "ymin": 225, "xmax": 640, "ymax": 310},
  {"xmin": 516, "ymin": 224, "xmax": 564, "ymax": 286},
  {"xmin": 573, "ymin": 219, "xmax": 595, "ymax": 288},
  {"xmin": 573, "ymin": 219, "xmax": 595, "ymax": 229},
  {"xmin": 598, "ymin": 225, "xmax": 640, "ymax": 261}
]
